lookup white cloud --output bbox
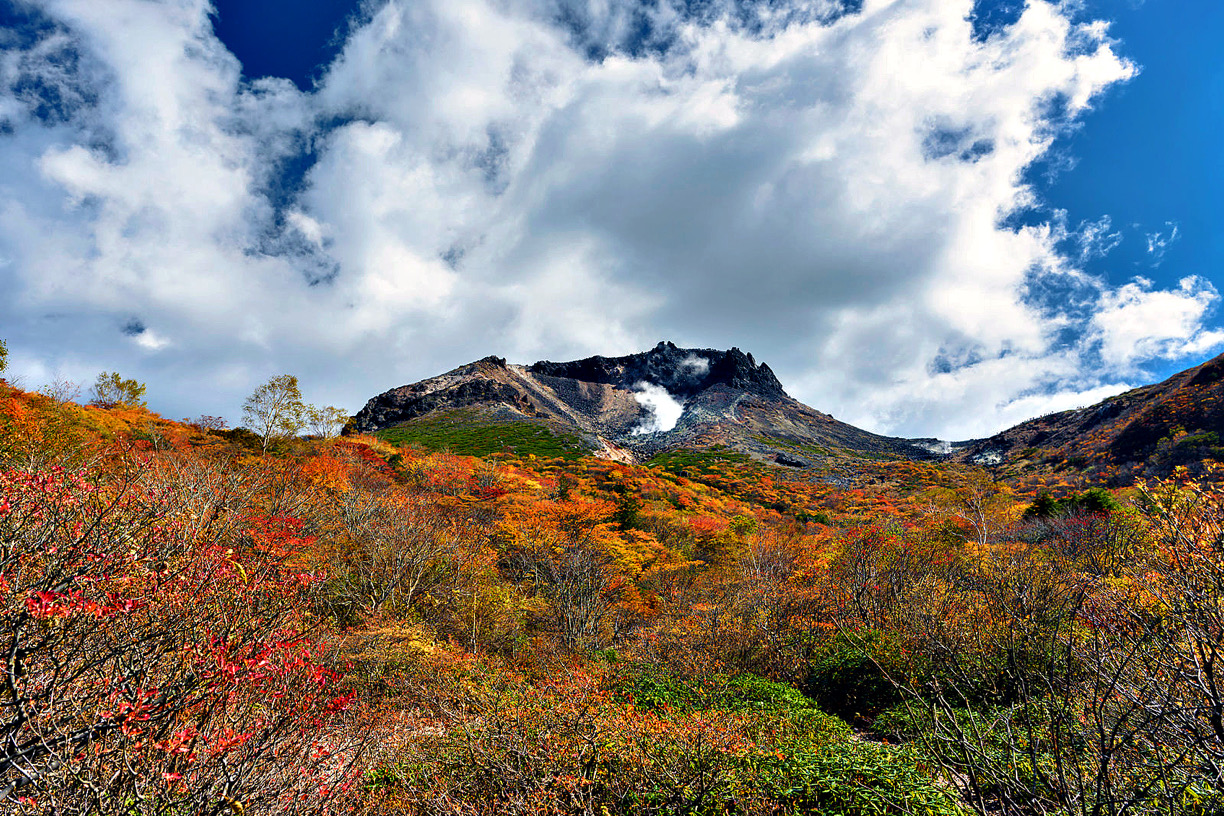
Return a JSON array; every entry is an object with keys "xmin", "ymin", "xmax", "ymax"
[
  {"xmin": 631, "ymin": 382, "xmax": 685, "ymax": 434},
  {"xmin": 0, "ymin": 0, "xmax": 1213, "ymax": 439},
  {"xmin": 131, "ymin": 327, "xmax": 171, "ymax": 351},
  {"xmin": 1076, "ymin": 215, "xmax": 1123, "ymax": 262},
  {"xmin": 287, "ymin": 210, "xmax": 328, "ymax": 249},
  {"xmin": 1145, "ymin": 222, "xmax": 1180, "ymax": 266},
  {"xmin": 1090, "ymin": 276, "xmax": 1224, "ymax": 369}
]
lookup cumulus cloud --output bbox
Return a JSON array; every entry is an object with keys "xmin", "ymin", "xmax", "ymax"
[
  {"xmin": 1090, "ymin": 276, "xmax": 1224, "ymax": 369},
  {"xmin": 631, "ymin": 382, "xmax": 686, "ymax": 435},
  {"xmin": 0, "ymin": 0, "xmax": 1214, "ymax": 438}
]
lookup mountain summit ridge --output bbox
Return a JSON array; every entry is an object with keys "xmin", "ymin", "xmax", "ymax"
[{"xmin": 350, "ymin": 341, "xmax": 930, "ymax": 465}]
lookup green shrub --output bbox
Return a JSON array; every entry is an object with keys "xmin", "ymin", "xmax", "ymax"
[
  {"xmin": 721, "ymin": 673, "xmax": 818, "ymax": 713},
  {"xmin": 401, "ymin": 668, "xmax": 963, "ymax": 816},
  {"xmin": 612, "ymin": 667, "xmax": 829, "ymax": 717},
  {"xmin": 1024, "ymin": 487, "xmax": 1122, "ymax": 519},
  {"xmin": 612, "ymin": 665, "xmax": 708, "ymax": 712},
  {"xmin": 870, "ymin": 704, "xmax": 925, "ymax": 741},
  {"xmin": 648, "ymin": 446, "xmax": 753, "ymax": 475},
  {"xmin": 750, "ymin": 739, "xmax": 965, "ymax": 816}
]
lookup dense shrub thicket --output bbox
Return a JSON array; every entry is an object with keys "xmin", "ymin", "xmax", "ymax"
[{"xmin": 1, "ymin": 378, "xmax": 1222, "ymax": 815}]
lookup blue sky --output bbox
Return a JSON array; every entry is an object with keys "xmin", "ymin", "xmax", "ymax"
[
  {"xmin": 1034, "ymin": 0, "xmax": 1224, "ymax": 381},
  {"xmin": 1, "ymin": 0, "xmax": 1221, "ymax": 438},
  {"xmin": 211, "ymin": 0, "xmax": 352, "ymax": 91}
]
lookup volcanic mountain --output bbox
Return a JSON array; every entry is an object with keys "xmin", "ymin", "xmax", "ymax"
[
  {"xmin": 955, "ymin": 349, "xmax": 1224, "ymax": 485},
  {"xmin": 349, "ymin": 341, "xmax": 931, "ymax": 466}
]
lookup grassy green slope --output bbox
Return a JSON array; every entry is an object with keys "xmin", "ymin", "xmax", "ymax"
[{"xmin": 375, "ymin": 409, "xmax": 592, "ymax": 460}]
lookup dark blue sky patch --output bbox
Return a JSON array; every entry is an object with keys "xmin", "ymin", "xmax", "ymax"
[
  {"xmin": 1019, "ymin": 265, "xmax": 1101, "ymax": 332},
  {"xmin": 921, "ymin": 123, "xmax": 995, "ymax": 164},
  {"xmin": 241, "ymin": 114, "xmax": 388, "ymax": 289},
  {"xmin": 1, "ymin": 5, "xmax": 101, "ymax": 128},
  {"xmin": 303, "ymin": 259, "xmax": 341, "ymax": 287},
  {"xmin": 1031, "ymin": 91, "xmax": 1076, "ymax": 139},
  {"xmin": 441, "ymin": 245, "xmax": 465, "ymax": 270},
  {"xmin": 553, "ymin": 5, "xmax": 610, "ymax": 62},
  {"xmin": 0, "ymin": 1, "xmax": 56, "ymax": 49},
  {"xmin": 959, "ymin": 139, "xmax": 994, "ymax": 163},
  {"xmin": 809, "ymin": 0, "xmax": 863, "ymax": 26},
  {"xmin": 473, "ymin": 127, "xmax": 511, "ymax": 194},
  {"xmin": 621, "ymin": 8, "xmax": 665, "ymax": 59},
  {"xmin": 551, "ymin": 2, "xmax": 672, "ymax": 62},
  {"xmin": 967, "ymin": 0, "xmax": 1025, "ymax": 42},
  {"xmin": 12, "ymin": 69, "xmax": 90, "ymax": 126},
  {"xmin": 922, "ymin": 125, "xmax": 972, "ymax": 160},
  {"xmin": 254, "ymin": 211, "xmax": 340, "ymax": 288},
  {"xmin": 679, "ymin": 0, "xmax": 862, "ymax": 29},
  {"xmin": 210, "ymin": 0, "xmax": 360, "ymax": 90},
  {"xmin": 263, "ymin": 137, "xmax": 320, "ymax": 215},
  {"xmin": 257, "ymin": 227, "xmax": 340, "ymax": 287},
  {"xmin": 249, "ymin": 116, "xmax": 370, "ymax": 226},
  {"xmin": 1012, "ymin": 0, "xmax": 1224, "ymax": 384}
]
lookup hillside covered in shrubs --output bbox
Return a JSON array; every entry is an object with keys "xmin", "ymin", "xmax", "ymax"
[{"xmin": 2, "ymin": 372, "xmax": 1224, "ymax": 816}]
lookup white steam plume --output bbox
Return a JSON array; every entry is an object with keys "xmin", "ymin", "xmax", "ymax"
[
  {"xmin": 631, "ymin": 382, "xmax": 685, "ymax": 435},
  {"xmin": 680, "ymin": 354, "xmax": 710, "ymax": 375}
]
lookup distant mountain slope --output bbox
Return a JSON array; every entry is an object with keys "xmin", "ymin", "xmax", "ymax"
[
  {"xmin": 349, "ymin": 341, "xmax": 931, "ymax": 466},
  {"xmin": 955, "ymin": 351, "xmax": 1224, "ymax": 484}
]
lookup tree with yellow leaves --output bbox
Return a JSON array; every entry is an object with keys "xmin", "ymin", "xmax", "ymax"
[{"xmin": 243, "ymin": 374, "xmax": 306, "ymax": 453}]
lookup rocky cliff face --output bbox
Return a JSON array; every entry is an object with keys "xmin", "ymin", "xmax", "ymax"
[{"xmin": 349, "ymin": 341, "xmax": 931, "ymax": 465}]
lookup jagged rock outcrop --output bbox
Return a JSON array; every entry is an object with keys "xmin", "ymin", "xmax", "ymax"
[
  {"xmin": 349, "ymin": 343, "xmax": 1224, "ymax": 478},
  {"xmin": 528, "ymin": 341, "xmax": 786, "ymax": 399}
]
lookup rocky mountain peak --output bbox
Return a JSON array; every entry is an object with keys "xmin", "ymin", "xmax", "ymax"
[
  {"xmin": 526, "ymin": 341, "xmax": 788, "ymax": 400},
  {"xmin": 348, "ymin": 341, "xmax": 929, "ymax": 465}
]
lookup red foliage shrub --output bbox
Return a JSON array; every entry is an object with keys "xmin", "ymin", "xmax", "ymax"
[{"xmin": 0, "ymin": 465, "xmax": 362, "ymax": 814}]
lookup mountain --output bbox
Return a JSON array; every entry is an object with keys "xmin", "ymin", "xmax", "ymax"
[
  {"xmin": 349, "ymin": 341, "xmax": 931, "ymax": 466},
  {"xmin": 955, "ymin": 350, "xmax": 1224, "ymax": 485}
]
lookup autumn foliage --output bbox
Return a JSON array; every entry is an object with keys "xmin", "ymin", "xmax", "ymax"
[
  {"xmin": 2, "ymin": 379, "xmax": 1224, "ymax": 814},
  {"xmin": 0, "ymin": 461, "xmax": 361, "ymax": 813}
]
